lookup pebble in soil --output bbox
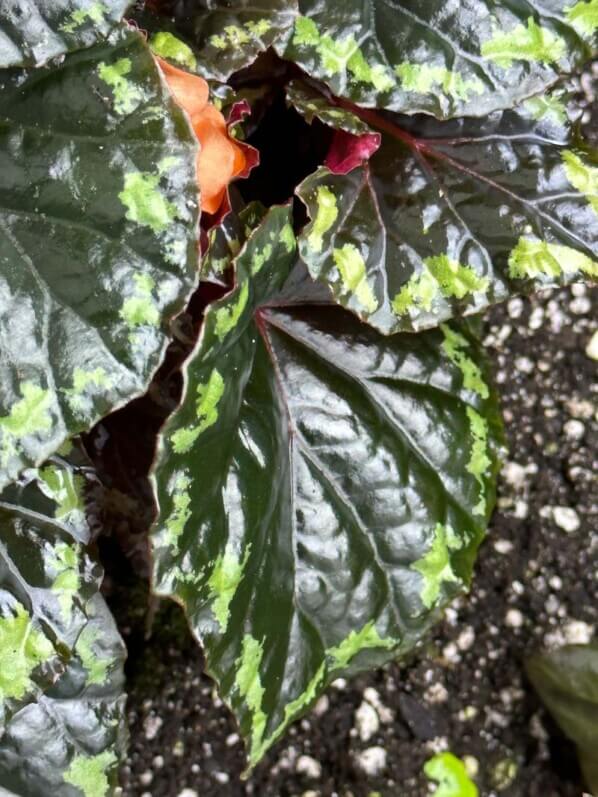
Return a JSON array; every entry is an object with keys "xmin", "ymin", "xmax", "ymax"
[{"xmin": 109, "ymin": 283, "xmax": 597, "ymax": 797}]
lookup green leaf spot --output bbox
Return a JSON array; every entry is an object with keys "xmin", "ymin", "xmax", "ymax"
[
  {"xmin": 76, "ymin": 626, "xmax": 111, "ymax": 686},
  {"xmin": 249, "ymin": 662, "xmax": 327, "ymax": 765},
  {"xmin": 508, "ymin": 237, "xmax": 598, "ymax": 280},
  {"xmin": 280, "ymin": 223, "xmax": 296, "ymax": 253},
  {"xmin": 235, "ymin": 634, "xmax": 267, "ymax": 763},
  {"xmin": 0, "ymin": 602, "xmax": 53, "ymax": 701},
  {"xmin": 64, "ymin": 368, "xmax": 112, "ymax": 414},
  {"xmin": 440, "ymin": 325, "xmax": 489, "ymax": 399},
  {"xmin": 347, "ymin": 49, "xmax": 395, "ymax": 92},
  {"xmin": 566, "ymin": 0, "xmax": 598, "ymax": 37},
  {"xmin": 119, "ymin": 171, "xmax": 178, "ymax": 234},
  {"xmin": 293, "ymin": 16, "xmax": 320, "ymax": 46},
  {"xmin": 61, "ymin": 2, "xmax": 108, "ymax": 34},
  {"xmin": 281, "ymin": 662, "xmax": 326, "ymax": 725},
  {"xmin": 333, "ymin": 244, "xmax": 378, "ymax": 312},
  {"xmin": 466, "ymin": 407, "xmax": 491, "ymax": 517},
  {"xmin": 481, "ymin": 18, "xmax": 566, "ymax": 67},
  {"xmin": 63, "ymin": 751, "xmax": 117, "ymax": 797},
  {"xmin": 171, "ymin": 369, "xmax": 225, "ymax": 454},
  {"xmin": 210, "ymin": 20, "xmax": 271, "ymax": 50},
  {"xmin": 164, "ymin": 471, "xmax": 192, "ymax": 551},
  {"xmin": 292, "ymin": 17, "xmax": 393, "ymax": 90},
  {"xmin": 424, "ymin": 752, "xmax": 479, "ymax": 797},
  {"xmin": 523, "ymin": 93, "xmax": 568, "ymax": 125},
  {"xmin": 150, "ymin": 32, "xmax": 197, "ymax": 69},
  {"xmin": 562, "ymin": 150, "xmax": 598, "ymax": 216},
  {"xmin": 39, "ymin": 464, "xmax": 85, "ymax": 520},
  {"xmin": 48, "ymin": 541, "xmax": 81, "ymax": 619},
  {"xmin": 396, "ymin": 63, "xmax": 483, "ymax": 100},
  {"xmin": 392, "ymin": 255, "xmax": 488, "ymax": 316},
  {"xmin": 411, "ymin": 523, "xmax": 462, "ymax": 610},
  {"xmin": 307, "ymin": 185, "xmax": 338, "ymax": 253},
  {"xmin": 0, "ymin": 382, "xmax": 53, "ymax": 466},
  {"xmin": 208, "ymin": 544, "xmax": 251, "ymax": 632},
  {"xmin": 246, "ymin": 20, "xmax": 272, "ymax": 37},
  {"xmin": 120, "ymin": 273, "xmax": 160, "ymax": 329},
  {"xmin": 251, "ymin": 243, "xmax": 273, "ymax": 275},
  {"xmin": 327, "ymin": 621, "xmax": 397, "ymax": 669},
  {"xmin": 98, "ymin": 57, "xmax": 144, "ymax": 115},
  {"xmin": 214, "ymin": 281, "xmax": 249, "ymax": 342}
]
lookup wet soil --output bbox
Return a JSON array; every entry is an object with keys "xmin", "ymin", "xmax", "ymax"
[{"xmin": 106, "ymin": 283, "xmax": 597, "ymax": 797}]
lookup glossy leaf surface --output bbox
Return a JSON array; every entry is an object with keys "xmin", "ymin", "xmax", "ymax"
[
  {"xmin": 280, "ymin": 0, "xmax": 598, "ymax": 118},
  {"xmin": 158, "ymin": 0, "xmax": 298, "ymax": 83},
  {"xmin": 202, "ymin": 198, "xmax": 267, "ymax": 282},
  {"xmin": 527, "ymin": 643, "xmax": 598, "ymax": 793},
  {"xmin": 0, "ymin": 448, "xmax": 126, "ymax": 797},
  {"xmin": 286, "ymin": 80, "xmax": 373, "ymax": 136},
  {"xmin": 0, "ymin": 28, "xmax": 199, "ymax": 489},
  {"xmin": 151, "ymin": 206, "xmax": 503, "ymax": 769},
  {"xmin": 0, "ymin": 0, "xmax": 130, "ymax": 68},
  {"xmin": 297, "ymin": 97, "xmax": 598, "ymax": 333}
]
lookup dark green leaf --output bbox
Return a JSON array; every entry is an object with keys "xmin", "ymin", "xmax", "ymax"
[
  {"xmin": 286, "ymin": 80, "xmax": 373, "ymax": 136},
  {"xmin": 0, "ymin": 27, "xmax": 199, "ymax": 489},
  {"xmin": 0, "ymin": 0, "xmax": 131, "ymax": 68},
  {"xmin": 527, "ymin": 643, "xmax": 598, "ymax": 793},
  {"xmin": 0, "ymin": 446, "xmax": 126, "ymax": 797},
  {"xmin": 150, "ymin": 206, "xmax": 503, "ymax": 769},
  {"xmin": 279, "ymin": 1, "xmax": 597, "ymax": 118},
  {"xmin": 202, "ymin": 197, "xmax": 268, "ymax": 282},
  {"xmin": 297, "ymin": 97, "xmax": 598, "ymax": 334},
  {"xmin": 154, "ymin": 0, "xmax": 298, "ymax": 83}
]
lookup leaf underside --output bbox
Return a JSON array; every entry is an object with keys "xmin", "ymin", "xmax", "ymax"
[
  {"xmin": 0, "ymin": 26, "xmax": 199, "ymax": 490},
  {"xmin": 150, "ymin": 205, "xmax": 503, "ymax": 769},
  {"xmin": 0, "ymin": 446, "xmax": 126, "ymax": 797},
  {"xmin": 0, "ymin": 0, "xmax": 130, "ymax": 67},
  {"xmin": 296, "ymin": 95, "xmax": 598, "ymax": 334}
]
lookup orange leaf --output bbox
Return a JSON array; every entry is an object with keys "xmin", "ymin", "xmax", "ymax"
[{"xmin": 156, "ymin": 57, "xmax": 248, "ymax": 215}]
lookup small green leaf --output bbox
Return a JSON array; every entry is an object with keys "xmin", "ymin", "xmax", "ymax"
[
  {"xmin": 286, "ymin": 81, "xmax": 374, "ymax": 137},
  {"xmin": 424, "ymin": 752, "xmax": 479, "ymax": 797}
]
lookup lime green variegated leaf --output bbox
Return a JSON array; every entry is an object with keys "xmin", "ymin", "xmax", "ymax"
[
  {"xmin": 0, "ymin": 445, "xmax": 126, "ymax": 797},
  {"xmin": 139, "ymin": 0, "xmax": 298, "ymax": 83},
  {"xmin": 0, "ymin": 0, "xmax": 131, "ymax": 68},
  {"xmin": 286, "ymin": 80, "xmax": 374, "ymax": 136},
  {"xmin": 296, "ymin": 93, "xmax": 597, "ymax": 334},
  {"xmin": 150, "ymin": 206, "xmax": 503, "ymax": 770},
  {"xmin": 278, "ymin": 0, "xmax": 598, "ymax": 118},
  {"xmin": 202, "ymin": 199, "xmax": 268, "ymax": 282},
  {"xmin": 0, "ymin": 27, "xmax": 199, "ymax": 489}
]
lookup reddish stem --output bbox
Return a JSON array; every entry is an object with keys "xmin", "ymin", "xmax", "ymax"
[{"xmin": 333, "ymin": 96, "xmax": 430, "ymax": 154}]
